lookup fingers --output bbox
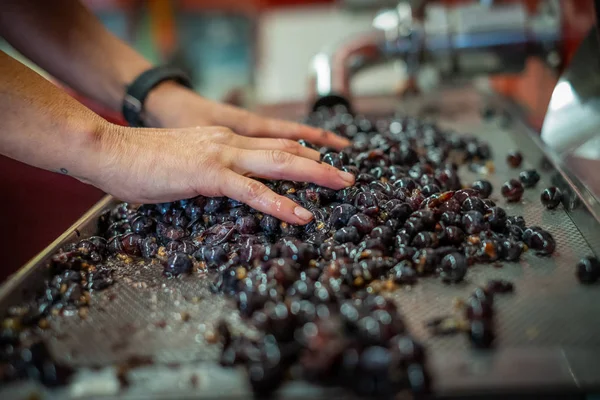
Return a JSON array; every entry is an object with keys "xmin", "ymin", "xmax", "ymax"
[
  {"xmin": 252, "ymin": 117, "xmax": 351, "ymax": 150},
  {"xmin": 218, "ymin": 169, "xmax": 314, "ymax": 225},
  {"xmin": 234, "ymin": 136, "xmax": 320, "ymax": 161},
  {"xmin": 230, "ymin": 149, "xmax": 355, "ymax": 189}
]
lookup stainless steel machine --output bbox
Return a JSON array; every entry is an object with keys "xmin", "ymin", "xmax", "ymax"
[
  {"xmin": 310, "ymin": 0, "xmax": 562, "ymax": 108},
  {"xmin": 1, "ymin": 1, "xmax": 600, "ymax": 399}
]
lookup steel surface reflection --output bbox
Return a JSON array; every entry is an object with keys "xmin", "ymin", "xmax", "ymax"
[{"xmin": 542, "ymin": 29, "xmax": 600, "ymax": 156}]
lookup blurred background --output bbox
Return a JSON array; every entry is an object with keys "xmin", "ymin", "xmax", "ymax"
[{"xmin": 0, "ymin": 0, "xmax": 595, "ymax": 278}]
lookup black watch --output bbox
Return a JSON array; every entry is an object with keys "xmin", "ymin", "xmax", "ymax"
[{"xmin": 122, "ymin": 66, "xmax": 193, "ymax": 127}]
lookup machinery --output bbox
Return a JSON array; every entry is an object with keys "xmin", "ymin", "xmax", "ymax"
[
  {"xmin": 311, "ymin": 0, "xmax": 560, "ymax": 103},
  {"xmin": 1, "ymin": 1, "xmax": 600, "ymax": 399},
  {"xmin": 308, "ymin": 0, "xmax": 600, "ymax": 245}
]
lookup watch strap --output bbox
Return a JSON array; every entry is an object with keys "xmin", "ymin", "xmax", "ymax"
[{"xmin": 122, "ymin": 66, "xmax": 193, "ymax": 127}]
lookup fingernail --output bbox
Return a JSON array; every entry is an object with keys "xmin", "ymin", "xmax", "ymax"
[
  {"xmin": 294, "ymin": 206, "xmax": 313, "ymax": 222},
  {"xmin": 338, "ymin": 171, "xmax": 355, "ymax": 185}
]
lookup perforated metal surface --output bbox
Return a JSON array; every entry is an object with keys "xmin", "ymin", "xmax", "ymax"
[
  {"xmin": 2, "ymin": 89, "xmax": 600, "ymax": 398},
  {"xmin": 398, "ymin": 121, "xmax": 600, "ymax": 352}
]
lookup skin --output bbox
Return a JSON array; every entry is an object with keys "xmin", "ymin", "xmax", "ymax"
[{"xmin": 0, "ymin": 0, "xmax": 353, "ymax": 224}]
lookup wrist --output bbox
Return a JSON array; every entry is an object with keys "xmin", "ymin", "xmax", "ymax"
[
  {"xmin": 73, "ymin": 117, "xmax": 124, "ymax": 186},
  {"xmin": 142, "ymin": 81, "xmax": 209, "ymax": 128}
]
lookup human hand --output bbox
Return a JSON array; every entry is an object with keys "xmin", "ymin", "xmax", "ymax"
[
  {"xmin": 143, "ymin": 82, "xmax": 351, "ymax": 150},
  {"xmin": 90, "ymin": 123, "xmax": 355, "ymax": 225}
]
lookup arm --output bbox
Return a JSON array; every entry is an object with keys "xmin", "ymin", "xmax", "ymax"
[
  {"xmin": 0, "ymin": 52, "xmax": 355, "ymax": 224},
  {"xmin": 0, "ymin": 0, "xmax": 350, "ymax": 149}
]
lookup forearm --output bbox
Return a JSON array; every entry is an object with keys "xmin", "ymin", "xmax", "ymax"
[
  {"xmin": 0, "ymin": 0, "xmax": 350, "ymax": 149},
  {"xmin": 0, "ymin": 51, "xmax": 111, "ymax": 183},
  {"xmin": 0, "ymin": 53, "xmax": 352, "ymax": 223},
  {"xmin": 0, "ymin": 0, "xmax": 151, "ymax": 113}
]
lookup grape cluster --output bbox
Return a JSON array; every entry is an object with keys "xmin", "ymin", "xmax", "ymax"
[{"xmin": 2, "ymin": 106, "xmax": 561, "ymax": 396}]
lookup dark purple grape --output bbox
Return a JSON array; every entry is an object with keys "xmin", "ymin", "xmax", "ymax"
[
  {"xmin": 370, "ymin": 226, "xmax": 394, "ymax": 246},
  {"xmin": 421, "ymin": 184, "xmax": 440, "ymax": 198},
  {"xmin": 442, "ymin": 226, "xmax": 465, "ymax": 245},
  {"xmin": 540, "ymin": 187, "xmax": 562, "ymax": 210},
  {"xmin": 519, "ymin": 169, "xmax": 540, "ymax": 188},
  {"xmin": 322, "ymin": 152, "xmax": 343, "ymax": 169},
  {"xmin": 394, "ymin": 177, "xmax": 418, "ymax": 191},
  {"xmin": 506, "ymin": 224, "xmax": 523, "ymax": 241},
  {"xmin": 482, "ymin": 198, "xmax": 496, "ymax": 211},
  {"xmin": 389, "ymin": 261, "xmax": 417, "ymax": 285},
  {"xmin": 394, "ymin": 245, "xmax": 416, "ymax": 262},
  {"xmin": 527, "ymin": 229, "xmax": 555, "ymax": 256},
  {"xmin": 462, "ymin": 211, "xmax": 487, "ymax": 235},
  {"xmin": 410, "ymin": 210, "xmax": 435, "ymax": 229},
  {"xmin": 140, "ymin": 236, "xmax": 159, "ymax": 258},
  {"xmin": 461, "ymin": 197, "xmax": 486, "ymax": 213},
  {"xmin": 406, "ymin": 192, "xmax": 425, "ymax": 211},
  {"xmin": 501, "ymin": 179, "xmax": 524, "ymax": 202},
  {"xmin": 506, "ymin": 215, "xmax": 526, "ymax": 229},
  {"xmin": 412, "ymin": 248, "xmax": 437, "ymax": 275},
  {"xmin": 87, "ymin": 236, "xmax": 108, "ymax": 255},
  {"xmin": 412, "ymin": 232, "xmax": 439, "ymax": 249},
  {"xmin": 164, "ymin": 252, "xmax": 193, "ymax": 276},
  {"xmin": 354, "ymin": 192, "xmax": 378, "ymax": 211},
  {"xmin": 163, "ymin": 225, "xmax": 185, "ymax": 241},
  {"xmin": 440, "ymin": 211, "xmax": 461, "ymax": 226},
  {"xmin": 386, "ymin": 201, "xmax": 412, "ymax": 222},
  {"xmin": 329, "ymin": 204, "xmax": 357, "ymax": 229},
  {"xmin": 235, "ymin": 215, "xmax": 258, "ymax": 234},
  {"xmin": 471, "ymin": 180, "xmax": 493, "ymax": 198},
  {"xmin": 185, "ymin": 197, "xmax": 206, "ymax": 219},
  {"xmin": 334, "ymin": 226, "xmax": 361, "ymax": 244},
  {"xmin": 439, "ymin": 197, "xmax": 461, "ymax": 214},
  {"xmin": 348, "ymin": 214, "xmax": 375, "ymax": 235},
  {"xmin": 522, "ymin": 226, "xmax": 542, "ymax": 243},
  {"xmin": 163, "ymin": 209, "xmax": 189, "ymax": 227},
  {"xmin": 500, "ymin": 239, "xmax": 523, "ymax": 261},
  {"xmin": 486, "ymin": 206, "xmax": 507, "ymax": 232},
  {"xmin": 439, "ymin": 253, "xmax": 467, "ymax": 284},
  {"xmin": 465, "ymin": 297, "xmax": 494, "ymax": 321},
  {"xmin": 403, "ymin": 218, "xmax": 424, "ymax": 238},
  {"xmin": 260, "ymin": 215, "xmax": 280, "ymax": 236},
  {"xmin": 314, "ymin": 185, "xmax": 337, "ymax": 203},
  {"xmin": 468, "ymin": 319, "xmax": 495, "ymax": 348},
  {"xmin": 576, "ymin": 256, "xmax": 600, "ymax": 284},
  {"xmin": 454, "ymin": 188, "xmax": 479, "ymax": 204},
  {"xmin": 506, "ymin": 150, "xmax": 523, "ymax": 168},
  {"xmin": 337, "ymin": 186, "xmax": 360, "ymax": 204},
  {"xmin": 120, "ymin": 233, "xmax": 142, "ymax": 256},
  {"xmin": 131, "ymin": 215, "xmax": 155, "ymax": 234},
  {"xmin": 195, "ymin": 246, "xmax": 228, "ymax": 268},
  {"xmin": 204, "ymin": 197, "xmax": 226, "ymax": 215}
]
